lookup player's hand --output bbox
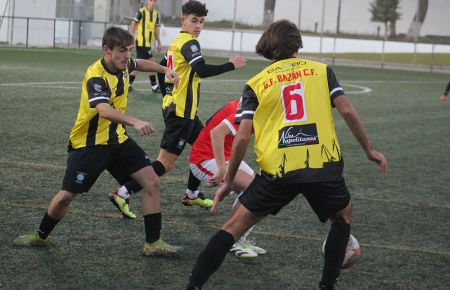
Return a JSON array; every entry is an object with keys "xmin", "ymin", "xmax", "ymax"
[
  {"xmin": 133, "ymin": 120, "xmax": 155, "ymax": 136},
  {"xmin": 366, "ymin": 149, "xmax": 387, "ymax": 174},
  {"xmin": 229, "ymin": 55, "xmax": 247, "ymax": 69},
  {"xmin": 211, "ymin": 180, "xmax": 232, "ymax": 214},
  {"xmin": 208, "ymin": 166, "xmax": 226, "ymax": 186},
  {"xmin": 156, "ymin": 43, "xmax": 162, "ymax": 52},
  {"xmin": 165, "ymin": 69, "xmax": 179, "ymax": 87}
]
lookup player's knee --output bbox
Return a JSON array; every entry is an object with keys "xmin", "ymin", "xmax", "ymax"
[
  {"xmin": 142, "ymin": 173, "xmax": 160, "ymax": 193},
  {"xmin": 56, "ymin": 190, "xmax": 76, "ymax": 206},
  {"xmin": 330, "ymin": 208, "xmax": 352, "ymax": 224},
  {"xmin": 330, "ymin": 200, "xmax": 352, "ymax": 224}
]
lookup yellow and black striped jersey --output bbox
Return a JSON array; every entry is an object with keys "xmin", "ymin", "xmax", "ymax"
[
  {"xmin": 68, "ymin": 58, "xmax": 137, "ymax": 150},
  {"xmin": 236, "ymin": 57, "xmax": 345, "ymax": 182},
  {"xmin": 133, "ymin": 7, "xmax": 160, "ymax": 48},
  {"xmin": 162, "ymin": 32, "xmax": 204, "ymax": 119}
]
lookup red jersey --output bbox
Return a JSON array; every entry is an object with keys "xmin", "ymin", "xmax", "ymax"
[{"xmin": 189, "ymin": 99, "xmax": 240, "ymax": 164}]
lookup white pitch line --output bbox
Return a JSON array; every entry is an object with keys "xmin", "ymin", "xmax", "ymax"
[
  {"xmin": 0, "ymin": 80, "xmax": 374, "ymax": 95},
  {"xmin": 341, "ymin": 83, "xmax": 372, "ymax": 94}
]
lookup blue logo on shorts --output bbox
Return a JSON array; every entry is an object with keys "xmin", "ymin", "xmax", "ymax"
[
  {"xmin": 76, "ymin": 172, "xmax": 87, "ymax": 184},
  {"xmin": 177, "ymin": 139, "xmax": 187, "ymax": 150}
]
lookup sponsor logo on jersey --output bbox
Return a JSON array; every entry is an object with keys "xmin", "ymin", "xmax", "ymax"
[{"xmin": 278, "ymin": 124, "xmax": 319, "ymax": 148}]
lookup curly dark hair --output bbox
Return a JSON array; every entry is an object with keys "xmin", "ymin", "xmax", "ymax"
[
  {"xmin": 182, "ymin": 0, "xmax": 208, "ymax": 17},
  {"xmin": 256, "ymin": 19, "xmax": 303, "ymax": 61},
  {"xmin": 102, "ymin": 26, "xmax": 133, "ymax": 49}
]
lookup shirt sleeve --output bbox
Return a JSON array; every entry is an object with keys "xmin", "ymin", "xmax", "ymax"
[
  {"xmin": 222, "ymin": 114, "xmax": 239, "ymax": 136},
  {"xmin": 235, "ymin": 86, "xmax": 259, "ymax": 123},
  {"xmin": 133, "ymin": 11, "xmax": 142, "ymax": 22},
  {"xmin": 128, "ymin": 58, "xmax": 137, "ymax": 73},
  {"xmin": 327, "ymin": 66, "xmax": 345, "ymax": 105},
  {"xmin": 191, "ymin": 61, "xmax": 234, "ymax": 78},
  {"xmin": 86, "ymin": 77, "xmax": 110, "ymax": 108},
  {"xmin": 181, "ymin": 39, "xmax": 204, "ymax": 66}
]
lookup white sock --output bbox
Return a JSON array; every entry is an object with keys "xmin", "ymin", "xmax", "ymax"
[
  {"xmin": 239, "ymin": 225, "xmax": 254, "ymax": 244},
  {"xmin": 186, "ymin": 189, "xmax": 199, "ymax": 199},
  {"xmin": 117, "ymin": 186, "xmax": 131, "ymax": 199}
]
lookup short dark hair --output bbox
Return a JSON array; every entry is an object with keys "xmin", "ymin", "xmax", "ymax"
[
  {"xmin": 102, "ymin": 26, "xmax": 133, "ymax": 49},
  {"xmin": 182, "ymin": 0, "xmax": 208, "ymax": 17},
  {"xmin": 256, "ymin": 19, "xmax": 303, "ymax": 61}
]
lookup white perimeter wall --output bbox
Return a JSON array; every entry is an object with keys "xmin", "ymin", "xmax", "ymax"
[{"xmin": 160, "ymin": 26, "xmax": 450, "ymax": 54}]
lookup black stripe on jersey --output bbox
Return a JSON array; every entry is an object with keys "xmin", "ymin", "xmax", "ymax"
[
  {"xmin": 184, "ymin": 69, "xmax": 196, "ymax": 118},
  {"xmin": 197, "ymin": 83, "xmax": 201, "ymax": 112},
  {"xmin": 108, "ymin": 122, "xmax": 119, "ymax": 145},
  {"xmin": 86, "ymin": 114, "xmax": 100, "ymax": 146},
  {"xmin": 116, "ymin": 74, "xmax": 124, "ymax": 96},
  {"xmin": 150, "ymin": 10, "xmax": 153, "ymax": 22},
  {"xmin": 142, "ymin": 11, "xmax": 146, "ymax": 46}
]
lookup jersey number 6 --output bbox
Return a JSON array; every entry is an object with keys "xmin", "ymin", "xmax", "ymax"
[{"xmin": 281, "ymin": 82, "xmax": 307, "ymax": 122}]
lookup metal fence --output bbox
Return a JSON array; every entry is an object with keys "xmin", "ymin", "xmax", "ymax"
[
  {"xmin": 0, "ymin": 15, "xmax": 128, "ymax": 48},
  {"xmin": 1, "ymin": 14, "xmax": 449, "ymax": 73}
]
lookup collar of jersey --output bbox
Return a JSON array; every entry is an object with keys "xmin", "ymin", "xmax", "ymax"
[{"xmin": 101, "ymin": 57, "xmax": 124, "ymax": 77}]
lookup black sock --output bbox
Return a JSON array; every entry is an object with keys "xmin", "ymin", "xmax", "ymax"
[
  {"xmin": 129, "ymin": 75, "xmax": 136, "ymax": 85},
  {"xmin": 38, "ymin": 211, "xmax": 60, "ymax": 239},
  {"xmin": 149, "ymin": 75, "xmax": 157, "ymax": 86},
  {"xmin": 187, "ymin": 230, "xmax": 235, "ymax": 289},
  {"xmin": 319, "ymin": 219, "xmax": 351, "ymax": 289},
  {"xmin": 152, "ymin": 160, "xmax": 166, "ymax": 177},
  {"xmin": 187, "ymin": 171, "xmax": 201, "ymax": 192},
  {"xmin": 124, "ymin": 179, "xmax": 142, "ymax": 194},
  {"xmin": 144, "ymin": 213, "xmax": 161, "ymax": 243}
]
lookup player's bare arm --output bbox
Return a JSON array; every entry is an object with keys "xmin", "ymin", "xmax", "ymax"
[
  {"xmin": 135, "ymin": 59, "xmax": 179, "ymax": 86},
  {"xmin": 334, "ymin": 95, "xmax": 387, "ymax": 173},
  {"xmin": 212, "ymin": 119, "xmax": 252, "ymax": 213},
  {"xmin": 209, "ymin": 122, "xmax": 232, "ymax": 185},
  {"xmin": 155, "ymin": 27, "xmax": 162, "ymax": 52},
  {"xmin": 129, "ymin": 21, "xmax": 137, "ymax": 39},
  {"xmin": 95, "ymin": 103, "xmax": 155, "ymax": 136}
]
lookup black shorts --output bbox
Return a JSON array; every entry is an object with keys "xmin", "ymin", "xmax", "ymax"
[
  {"xmin": 62, "ymin": 138, "xmax": 152, "ymax": 193},
  {"xmin": 160, "ymin": 110, "xmax": 203, "ymax": 155},
  {"xmin": 239, "ymin": 173, "xmax": 351, "ymax": 223},
  {"xmin": 136, "ymin": 45, "xmax": 154, "ymax": 59}
]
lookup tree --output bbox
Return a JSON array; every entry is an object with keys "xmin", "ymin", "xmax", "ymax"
[
  {"xmin": 369, "ymin": 0, "xmax": 401, "ymax": 39},
  {"xmin": 262, "ymin": 0, "xmax": 276, "ymax": 28},
  {"xmin": 406, "ymin": 0, "xmax": 428, "ymax": 41}
]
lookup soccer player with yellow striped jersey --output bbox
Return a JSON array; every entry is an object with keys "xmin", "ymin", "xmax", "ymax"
[
  {"xmin": 13, "ymin": 26, "xmax": 183, "ymax": 257},
  {"xmin": 112, "ymin": 0, "xmax": 246, "ymax": 210},
  {"xmin": 129, "ymin": 0, "xmax": 162, "ymax": 93},
  {"xmin": 186, "ymin": 20, "xmax": 388, "ymax": 290}
]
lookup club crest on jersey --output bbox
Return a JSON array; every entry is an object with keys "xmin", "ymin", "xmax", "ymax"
[
  {"xmin": 191, "ymin": 45, "xmax": 199, "ymax": 53},
  {"xmin": 94, "ymin": 83, "xmax": 103, "ymax": 93},
  {"xmin": 278, "ymin": 124, "xmax": 319, "ymax": 148}
]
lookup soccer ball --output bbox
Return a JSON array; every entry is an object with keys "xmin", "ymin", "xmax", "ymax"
[{"xmin": 322, "ymin": 234, "xmax": 361, "ymax": 269}]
